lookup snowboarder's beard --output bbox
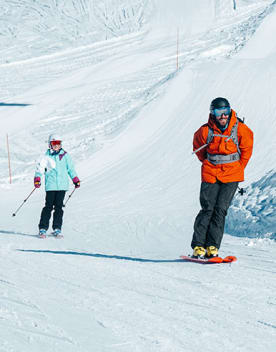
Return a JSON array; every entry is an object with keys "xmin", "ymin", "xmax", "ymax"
[{"xmin": 217, "ymin": 115, "xmax": 228, "ymax": 126}]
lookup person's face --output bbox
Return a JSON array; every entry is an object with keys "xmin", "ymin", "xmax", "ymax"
[
  {"xmin": 213, "ymin": 107, "xmax": 231, "ymax": 127},
  {"xmin": 50, "ymin": 141, "xmax": 62, "ymax": 151},
  {"xmin": 215, "ymin": 113, "xmax": 229, "ymax": 127}
]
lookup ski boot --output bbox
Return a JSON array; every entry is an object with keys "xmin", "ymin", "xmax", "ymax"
[
  {"xmin": 206, "ymin": 246, "xmax": 219, "ymax": 258},
  {"xmin": 52, "ymin": 229, "xmax": 63, "ymax": 238},
  {"xmin": 192, "ymin": 246, "xmax": 206, "ymax": 259},
  {"xmin": 38, "ymin": 229, "xmax": 47, "ymax": 239}
]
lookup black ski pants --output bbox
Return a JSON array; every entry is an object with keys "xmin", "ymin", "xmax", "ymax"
[
  {"xmin": 39, "ymin": 191, "xmax": 66, "ymax": 231},
  {"xmin": 191, "ymin": 181, "xmax": 238, "ymax": 249}
]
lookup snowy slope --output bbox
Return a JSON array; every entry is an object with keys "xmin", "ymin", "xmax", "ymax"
[
  {"xmin": 0, "ymin": 0, "xmax": 153, "ymax": 63},
  {"xmin": 0, "ymin": 0, "xmax": 276, "ymax": 351},
  {"xmin": 225, "ymin": 3, "xmax": 276, "ymax": 238},
  {"xmin": 0, "ymin": 0, "xmax": 273, "ymax": 183}
]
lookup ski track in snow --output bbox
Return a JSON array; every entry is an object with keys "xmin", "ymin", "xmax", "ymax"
[{"xmin": 0, "ymin": 1, "xmax": 276, "ymax": 351}]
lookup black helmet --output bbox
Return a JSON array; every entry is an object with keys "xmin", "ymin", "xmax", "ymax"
[{"xmin": 210, "ymin": 97, "xmax": 230, "ymax": 114}]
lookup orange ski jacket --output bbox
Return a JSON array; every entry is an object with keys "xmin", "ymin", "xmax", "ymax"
[{"xmin": 193, "ymin": 110, "xmax": 254, "ymax": 183}]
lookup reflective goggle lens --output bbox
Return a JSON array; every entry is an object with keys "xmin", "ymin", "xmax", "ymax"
[
  {"xmin": 51, "ymin": 140, "xmax": 61, "ymax": 146},
  {"xmin": 213, "ymin": 107, "xmax": 231, "ymax": 117}
]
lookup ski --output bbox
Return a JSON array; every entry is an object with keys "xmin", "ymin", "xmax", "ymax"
[
  {"xmin": 180, "ymin": 255, "xmax": 237, "ymax": 264},
  {"xmin": 52, "ymin": 233, "xmax": 64, "ymax": 239},
  {"xmin": 51, "ymin": 231, "xmax": 63, "ymax": 238},
  {"xmin": 37, "ymin": 233, "xmax": 63, "ymax": 239}
]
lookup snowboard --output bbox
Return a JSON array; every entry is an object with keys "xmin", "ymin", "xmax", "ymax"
[{"xmin": 180, "ymin": 255, "xmax": 237, "ymax": 264}]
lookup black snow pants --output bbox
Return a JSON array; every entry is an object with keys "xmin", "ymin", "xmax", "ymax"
[
  {"xmin": 39, "ymin": 191, "xmax": 66, "ymax": 231},
  {"xmin": 191, "ymin": 181, "xmax": 238, "ymax": 249}
]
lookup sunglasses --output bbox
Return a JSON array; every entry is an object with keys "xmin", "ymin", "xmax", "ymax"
[
  {"xmin": 50, "ymin": 140, "xmax": 61, "ymax": 146},
  {"xmin": 213, "ymin": 107, "xmax": 231, "ymax": 117}
]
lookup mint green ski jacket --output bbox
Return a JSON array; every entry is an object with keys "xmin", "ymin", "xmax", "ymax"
[{"xmin": 35, "ymin": 149, "xmax": 77, "ymax": 191}]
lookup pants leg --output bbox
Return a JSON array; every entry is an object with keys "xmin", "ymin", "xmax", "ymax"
[
  {"xmin": 191, "ymin": 182, "xmax": 220, "ymax": 249},
  {"xmin": 39, "ymin": 191, "xmax": 56, "ymax": 230},
  {"xmin": 52, "ymin": 191, "xmax": 66, "ymax": 230},
  {"xmin": 206, "ymin": 181, "xmax": 238, "ymax": 248}
]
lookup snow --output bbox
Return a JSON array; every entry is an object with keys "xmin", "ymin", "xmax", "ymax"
[
  {"xmin": 151, "ymin": 0, "xmax": 215, "ymax": 35},
  {"xmin": 0, "ymin": 0, "xmax": 276, "ymax": 351},
  {"xmin": 237, "ymin": 2, "xmax": 276, "ymax": 58},
  {"xmin": 226, "ymin": 170, "xmax": 276, "ymax": 239}
]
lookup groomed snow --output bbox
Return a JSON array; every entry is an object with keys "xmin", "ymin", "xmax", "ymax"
[{"xmin": 0, "ymin": 1, "xmax": 276, "ymax": 351}]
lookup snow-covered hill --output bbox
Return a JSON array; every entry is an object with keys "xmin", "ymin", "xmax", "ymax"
[
  {"xmin": 0, "ymin": 0, "xmax": 276, "ymax": 351},
  {"xmin": 0, "ymin": 0, "xmax": 152, "ymax": 63}
]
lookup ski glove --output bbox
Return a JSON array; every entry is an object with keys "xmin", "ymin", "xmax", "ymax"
[
  {"xmin": 72, "ymin": 176, "xmax": 80, "ymax": 188},
  {"xmin": 34, "ymin": 176, "xmax": 41, "ymax": 188}
]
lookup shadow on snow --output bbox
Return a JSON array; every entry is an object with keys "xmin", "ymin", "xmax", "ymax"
[
  {"xmin": 0, "ymin": 230, "xmax": 37, "ymax": 238},
  {"xmin": 17, "ymin": 249, "xmax": 183, "ymax": 263},
  {"xmin": 1, "ymin": 229, "xmax": 183, "ymax": 263},
  {"xmin": 0, "ymin": 102, "xmax": 31, "ymax": 107}
]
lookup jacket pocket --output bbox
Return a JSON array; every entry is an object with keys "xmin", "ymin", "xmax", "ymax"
[{"xmin": 224, "ymin": 139, "xmax": 238, "ymax": 153}]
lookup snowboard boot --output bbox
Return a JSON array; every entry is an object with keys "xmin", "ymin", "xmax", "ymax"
[
  {"xmin": 206, "ymin": 246, "xmax": 219, "ymax": 258},
  {"xmin": 38, "ymin": 229, "xmax": 47, "ymax": 238},
  {"xmin": 192, "ymin": 246, "xmax": 206, "ymax": 259}
]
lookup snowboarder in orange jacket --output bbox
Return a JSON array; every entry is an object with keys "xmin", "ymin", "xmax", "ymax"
[{"xmin": 191, "ymin": 97, "xmax": 253, "ymax": 258}]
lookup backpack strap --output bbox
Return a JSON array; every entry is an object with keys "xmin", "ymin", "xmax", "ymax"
[
  {"xmin": 206, "ymin": 127, "xmax": 214, "ymax": 144},
  {"xmin": 206, "ymin": 152, "xmax": 240, "ymax": 164},
  {"xmin": 226, "ymin": 121, "xmax": 240, "ymax": 154},
  {"xmin": 192, "ymin": 126, "xmax": 213, "ymax": 154},
  {"xmin": 193, "ymin": 120, "xmax": 240, "ymax": 156},
  {"xmin": 206, "ymin": 120, "xmax": 241, "ymax": 164}
]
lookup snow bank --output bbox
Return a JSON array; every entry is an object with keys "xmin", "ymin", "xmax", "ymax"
[
  {"xmin": 226, "ymin": 170, "xmax": 276, "ymax": 239},
  {"xmin": 237, "ymin": 3, "xmax": 276, "ymax": 58}
]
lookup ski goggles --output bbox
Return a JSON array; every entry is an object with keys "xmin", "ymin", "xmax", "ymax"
[
  {"xmin": 212, "ymin": 107, "xmax": 231, "ymax": 117},
  {"xmin": 50, "ymin": 140, "xmax": 61, "ymax": 146}
]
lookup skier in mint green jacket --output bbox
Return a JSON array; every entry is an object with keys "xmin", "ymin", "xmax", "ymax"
[{"xmin": 34, "ymin": 134, "xmax": 80, "ymax": 238}]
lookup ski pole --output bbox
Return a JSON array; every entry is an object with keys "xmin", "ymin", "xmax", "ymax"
[
  {"xmin": 12, "ymin": 188, "xmax": 36, "ymax": 217},
  {"xmin": 238, "ymin": 186, "xmax": 246, "ymax": 196},
  {"xmin": 192, "ymin": 143, "xmax": 209, "ymax": 154},
  {"xmin": 63, "ymin": 188, "xmax": 76, "ymax": 207}
]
